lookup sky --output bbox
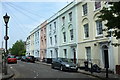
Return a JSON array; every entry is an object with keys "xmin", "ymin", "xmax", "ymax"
[{"xmin": 0, "ymin": 0, "xmax": 73, "ymax": 48}]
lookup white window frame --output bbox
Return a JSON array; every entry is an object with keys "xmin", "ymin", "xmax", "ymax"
[
  {"xmin": 64, "ymin": 49, "xmax": 67, "ymax": 58},
  {"xmin": 70, "ymin": 29, "xmax": 74, "ymax": 40},
  {"xmin": 95, "ymin": 2, "xmax": 101, "ymax": 10},
  {"xmin": 54, "ymin": 22, "xmax": 56, "ymax": 30},
  {"xmin": 86, "ymin": 47, "xmax": 91, "ymax": 61},
  {"xmin": 50, "ymin": 37, "xmax": 52, "ymax": 45},
  {"xmin": 96, "ymin": 20, "xmax": 103, "ymax": 36},
  {"xmin": 84, "ymin": 23, "xmax": 89, "ymax": 39},
  {"xmin": 63, "ymin": 32, "xmax": 66, "ymax": 42},
  {"xmin": 69, "ymin": 12, "xmax": 72, "ymax": 22},
  {"xmin": 49, "ymin": 24, "xmax": 52, "ymax": 32},
  {"xmin": 50, "ymin": 50, "xmax": 53, "ymax": 58},
  {"xmin": 55, "ymin": 35, "xmax": 57, "ymax": 44},
  {"xmin": 62, "ymin": 16, "xmax": 65, "ymax": 25},
  {"xmin": 82, "ymin": 3, "xmax": 87, "ymax": 16}
]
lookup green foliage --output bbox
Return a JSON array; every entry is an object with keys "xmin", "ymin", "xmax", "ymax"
[
  {"xmin": 9, "ymin": 40, "xmax": 26, "ymax": 56},
  {"xmin": 99, "ymin": 2, "xmax": 120, "ymax": 39}
]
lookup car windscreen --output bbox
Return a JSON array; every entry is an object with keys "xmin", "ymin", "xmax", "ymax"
[
  {"xmin": 8, "ymin": 56, "xmax": 16, "ymax": 58},
  {"xmin": 61, "ymin": 58, "xmax": 73, "ymax": 63}
]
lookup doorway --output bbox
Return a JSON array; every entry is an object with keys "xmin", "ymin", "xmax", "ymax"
[
  {"xmin": 72, "ymin": 48, "xmax": 76, "ymax": 64},
  {"xmin": 102, "ymin": 45, "xmax": 109, "ymax": 68}
]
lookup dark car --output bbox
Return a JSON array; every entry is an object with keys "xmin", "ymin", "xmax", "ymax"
[
  {"xmin": 51, "ymin": 58, "xmax": 78, "ymax": 72},
  {"xmin": 21, "ymin": 56, "xmax": 27, "ymax": 62},
  {"xmin": 7, "ymin": 55, "xmax": 17, "ymax": 64},
  {"xmin": 26, "ymin": 56, "xmax": 35, "ymax": 63},
  {"xmin": 16, "ymin": 56, "xmax": 21, "ymax": 60}
]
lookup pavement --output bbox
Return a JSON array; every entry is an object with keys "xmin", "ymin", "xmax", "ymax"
[
  {"xmin": 36, "ymin": 61, "xmax": 120, "ymax": 79},
  {"xmin": 0, "ymin": 63, "xmax": 14, "ymax": 80}
]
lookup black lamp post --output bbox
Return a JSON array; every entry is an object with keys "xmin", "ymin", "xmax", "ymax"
[{"xmin": 3, "ymin": 13, "xmax": 10, "ymax": 75}]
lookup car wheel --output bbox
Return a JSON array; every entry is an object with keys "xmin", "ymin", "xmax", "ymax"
[
  {"xmin": 51, "ymin": 65, "xmax": 54, "ymax": 69},
  {"xmin": 60, "ymin": 66, "xmax": 63, "ymax": 71},
  {"xmin": 75, "ymin": 69, "xmax": 78, "ymax": 72}
]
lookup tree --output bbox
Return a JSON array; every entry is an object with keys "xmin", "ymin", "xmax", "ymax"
[
  {"xmin": 99, "ymin": 1, "xmax": 120, "ymax": 46},
  {"xmin": 9, "ymin": 40, "xmax": 26, "ymax": 56}
]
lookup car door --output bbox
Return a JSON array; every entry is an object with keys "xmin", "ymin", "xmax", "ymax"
[
  {"xmin": 56, "ymin": 58, "xmax": 62, "ymax": 68},
  {"xmin": 52, "ymin": 58, "xmax": 57, "ymax": 68}
]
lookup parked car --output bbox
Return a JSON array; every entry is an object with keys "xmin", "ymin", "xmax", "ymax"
[
  {"xmin": 21, "ymin": 56, "xmax": 27, "ymax": 62},
  {"xmin": 26, "ymin": 55, "xmax": 35, "ymax": 63},
  {"xmin": 51, "ymin": 58, "xmax": 78, "ymax": 72},
  {"xmin": 7, "ymin": 55, "xmax": 17, "ymax": 64},
  {"xmin": 16, "ymin": 56, "xmax": 21, "ymax": 60}
]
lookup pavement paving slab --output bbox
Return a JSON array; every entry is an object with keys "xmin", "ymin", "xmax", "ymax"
[{"xmin": 0, "ymin": 63, "xmax": 14, "ymax": 80}]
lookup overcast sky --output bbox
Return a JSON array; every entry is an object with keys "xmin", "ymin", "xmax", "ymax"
[{"xmin": 0, "ymin": 0, "xmax": 73, "ymax": 48}]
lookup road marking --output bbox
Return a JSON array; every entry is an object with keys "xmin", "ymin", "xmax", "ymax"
[
  {"xmin": 34, "ymin": 77, "xmax": 36, "ymax": 78},
  {"xmin": 10, "ymin": 66, "xmax": 13, "ymax": 68}
]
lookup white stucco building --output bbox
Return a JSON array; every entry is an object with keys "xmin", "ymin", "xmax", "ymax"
[
  {"xmin": 46, "ymin": 13, "xmax": 59, "ymax": 59},
  {"xmin": 58, "ymin": 2, "xmax": 78, "ymax": 63}
]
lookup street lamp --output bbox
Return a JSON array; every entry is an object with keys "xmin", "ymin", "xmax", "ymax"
[
  {"xmin": 3, "ymin": 13, "xmax": 10, "ymax": 75},
  {"xmin": 3, "ymin": 13, "xmax": 10, "ymax": 24}
]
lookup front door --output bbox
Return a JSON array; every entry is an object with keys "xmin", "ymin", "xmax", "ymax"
[
  {"xmin": 73, "ymin": 48, "xmax": 76, "ymax": 64},
  {"xmin": 102, "ymin": 45, "xmax": 109, "ymax": 68}
]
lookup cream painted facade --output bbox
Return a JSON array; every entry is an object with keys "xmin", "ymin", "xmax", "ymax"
[
  {"xmin": 76, "ymin": 1, "xmax": 119, "ymax": 73},
  {"xmin": 26, "ymin": 26, "xmax": 40, "ymax": 58},
  {"xmin": 29, "ymin": 32, "xmax": 34, "ymax": 56},
  {"xmin": 26, "ymin": 35, "xmax": 30, "ymax": 55}
]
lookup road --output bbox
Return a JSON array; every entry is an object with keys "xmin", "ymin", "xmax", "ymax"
[{"xmin": 8, "ymin": 60, "xmax": 97, "ymax": 79}]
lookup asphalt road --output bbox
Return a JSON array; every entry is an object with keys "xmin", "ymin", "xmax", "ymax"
[{"xmin": 8, "ymin": 60, "xmax": 97, "ymax": 79}]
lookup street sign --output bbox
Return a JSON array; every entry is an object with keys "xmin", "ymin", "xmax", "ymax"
[{"xmin": 4, "ymin": 36, "xmax": 9, "ymax": 40}]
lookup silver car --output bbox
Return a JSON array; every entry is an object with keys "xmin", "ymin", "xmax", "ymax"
[{"xmin": 51, "ymin": 58, "xmax": 78, "ymax": 72}]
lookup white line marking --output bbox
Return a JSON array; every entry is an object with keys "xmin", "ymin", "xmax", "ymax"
[
  {"xmin": 34, "ymin": 77, "xmax": 36, "ymax": 78},
  {"xmin": 10, "ymin": 67, "xmax": 13, "ymax": 68}
]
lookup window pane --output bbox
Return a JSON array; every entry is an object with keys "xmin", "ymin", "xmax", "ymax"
[
  {"xmin": 62, "ymin": 16, "xmax": 65, "ymax": 25},
  {"xmin": 95, "ymin": 2, "xmax": 101, "ymax": 9},
  {"xmin": 63, "ymin": 32, "xmax": 66, "ymax": 42},
  {"xmin": 96, "ymin": 20, "xmax": 103, "ymax": 35},
  {"xmin": 83, "ymin": 3, "xmax": 87, "ymax": 15},
  {"xmin": 64, "ymin": 49, "xmax": 67, "ymax": 58},
  {"xmin": 86, "ymin": 47, "xmax": 91, "ymax": 61},
  {"xmin": 54, "ymin": 22, "xmax": 56, "ymax": 29},
  {"xmin": 84, "ymin": 23, "xmax": 89, "ymax": 38},
  {"xmin": 55, "ymin": 35, "xmax": 57, "ymax": 44},
  {"xmin": 70, "ymin": 29, "xmax": 73, "ymax": 40},
  {"xmin": 50, "ymin": 37, "xmax": 52, "ymax": 45},
  {"xmin": 69, "ymin": 12, "xmax": 72, "ymax": 21}
]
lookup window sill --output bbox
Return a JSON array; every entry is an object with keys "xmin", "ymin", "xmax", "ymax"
[
  {"xmin": 82, "ymin": 14, "xmax": 88, "ymax": 17},
  {"xmin": 94, "ymin": 8, "xmax": 101, "ymax": 12},
  {"xmin": 62, "ymin": 24, "xmax": 65, "ymax": 27},
  {"xmin": 69, "ymin": 40, "xmax": 74, "ymax": 43},
  {"xmin": 95, "ymin": 35, "xmax": 103, "ymax": 39},
  {"xmin": 62, "ymin": 42, "xmax": 67, "ymax": 44},
  {"xmin": 68, "ymin": 21, "xmax": 72, "ymax": 24},
  {"xmin": 83, "ymin": 37, "xmax": 89, "ymax": 40}
]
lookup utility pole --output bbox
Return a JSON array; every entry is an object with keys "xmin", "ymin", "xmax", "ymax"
[{"xmin": 3, "ymin": 13, "xmax": 10, "ymax": 75}]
